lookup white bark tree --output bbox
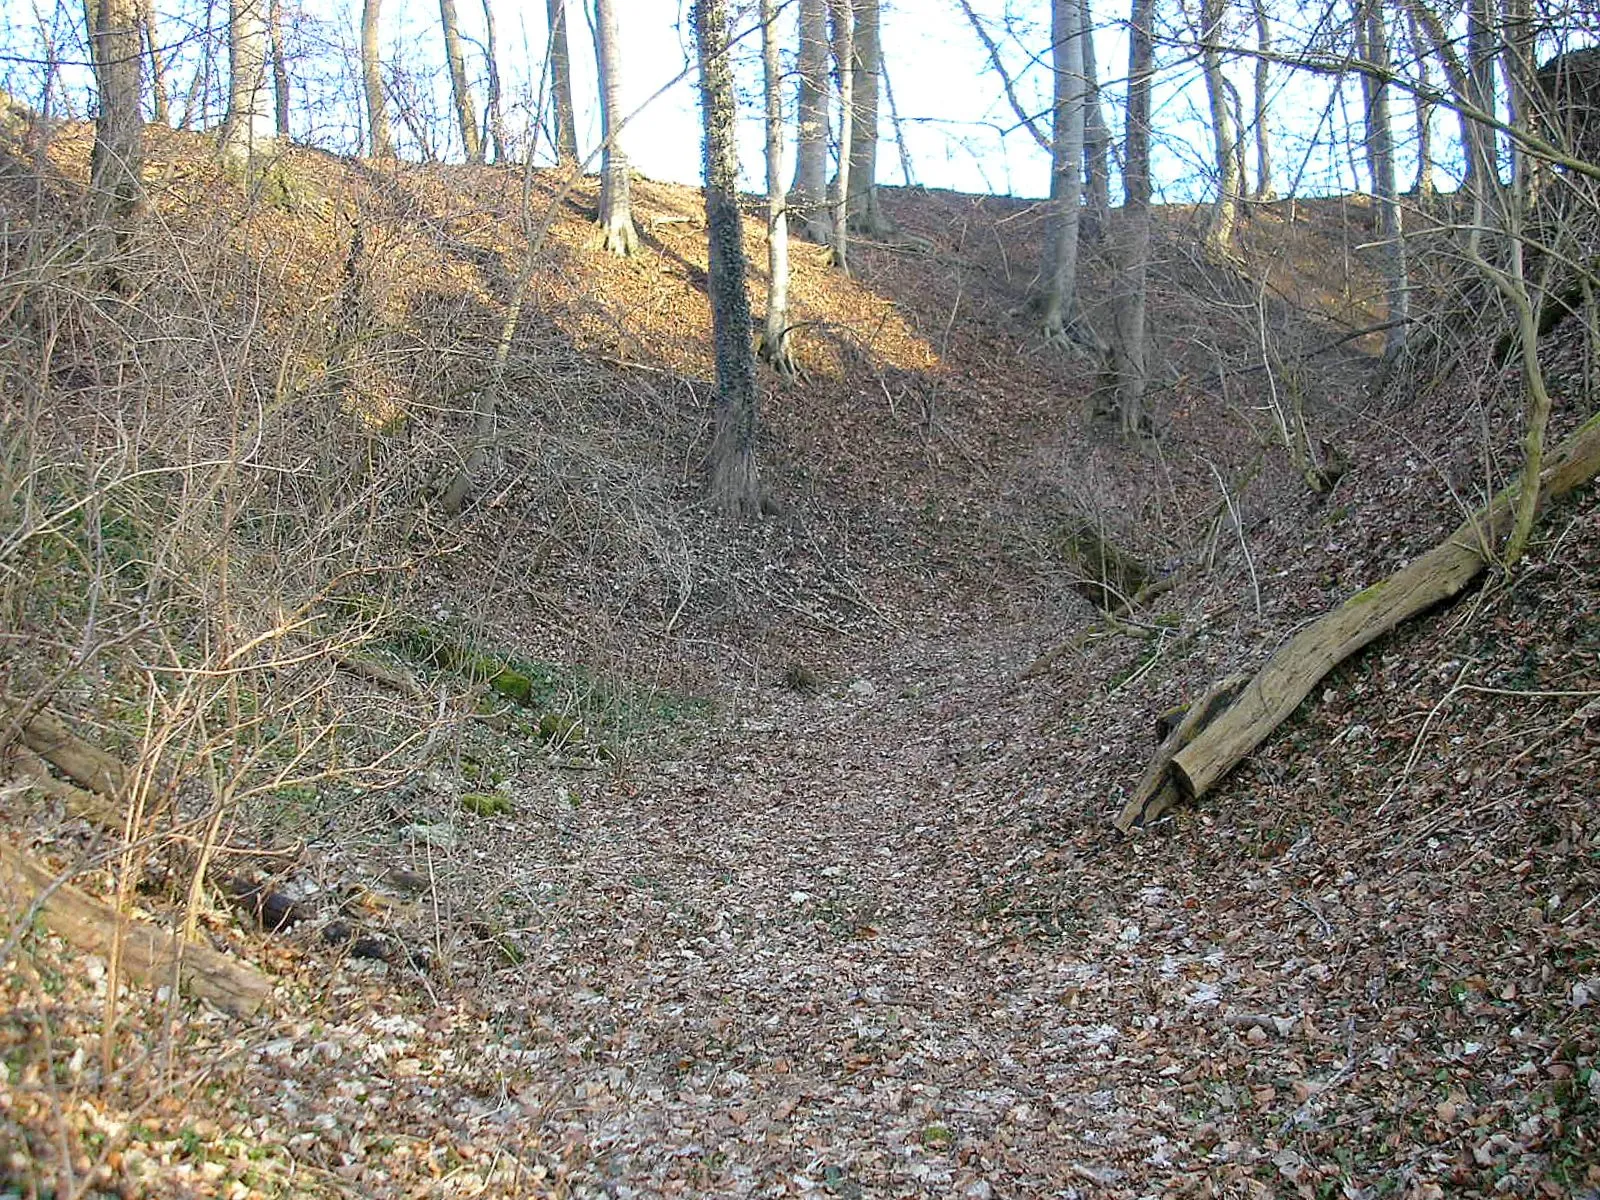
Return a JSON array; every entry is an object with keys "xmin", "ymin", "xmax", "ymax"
[
  {"xmin": 594, "ymin": 0, "xmax": 638, "ymax": 255},
  {"xmin": 361, "ymin": 0, "xmax": 391, "ymax": 157},
  {"xmin": 221, "ymin": 0, "xmax": 275, "ymax": 166},
  {"xmin": 1033, "ymin": 0, "xmax": 1088, "ymax": 345},
  {"xmin": 789, "ymin": 0, "xmax": 833, "ymax": 242},
  {"xmin": 439, "ymin": 0, "xmax": 481, "ymax": 162},
  {"xmin": 759, "ymin": 0, "xmax": 798, "ymax": 378},
  {"xmin": 1200, "ymin": 0, "xmax": 1240, "ymax": 257}
]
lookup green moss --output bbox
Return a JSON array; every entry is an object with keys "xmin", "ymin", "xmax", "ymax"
[{"xmin": 460, "ymin": 791, "xmax": 513, "ymax": 817}]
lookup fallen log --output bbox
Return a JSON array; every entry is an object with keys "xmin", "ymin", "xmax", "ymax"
[
  {"xmin": 1114, "ymin": 673, "xmax": 1247, "ymax": 831},
  {"xmin": 1, "ymin": 702, "xmax": 127, "ymax": 797},
  {"xmin": 1161, "ymin": 410, "xmax": 1600, "ymax": 811},
  {"xmin": 6, "ymin": 747, "xmax": 122, "ymax": 830},
  {"xmin": 0, "ymin": 842, "xmax": 272, "ymax": 1017}
]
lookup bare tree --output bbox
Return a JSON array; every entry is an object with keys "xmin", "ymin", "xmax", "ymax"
[
  {"xmin": 269, "ymin": 0, "xmax": 290, "ymax": 135},
  {"xmin": 1251, "ymin": 0, "xmax": 1273, "ymax": 198},
  {"xmin": 90, "ymin": 0, "xmax": 144, "ymax": 245},
  {"xmin": 361, "ymin": 0, "xmax": 391, "ymax": 157},
  {"xmin": 1403, "ymin": 5, "xmax": 1434, "ymax": 198},
  {"xmin": 482, "ymin": 0, "xmax": 507, "ymax": 162},
  {"xmin": 1361, "ymin": 0, "xmax": 1407, "ymax": 358},
  {"xmin": 1200, "ymin": 0, "xmax": 1240, "ymax": 257},
  {"xmin": 440, "ymin": 0, "xmax": 481, "ymax": 162},
  {"xmin": 1033, "ymin": 0, "xmax": 1088, "ymax": 345},
  {"xmin": 789, "ymin": 0, "xmax": 832, "ymax": 242},
  {"xmin": 1080, "ymin": 0, "xmax": 1111, "ymax": 239},
  {"xmin": 828, "ymin": 0, "xmax": 854, "ymax": 271},
  {"xmin": 136, "ymin": 0, "xmax": 169, "ymax": 124},
  {"xmin": 1107, "ymin": 0, "xmax": 1156, "ymax": 432},
  {"xmin": 759, "ymin": 0, "xmax": 798, "ymax": 378},
  {"xmin": 546, "ymin": 0, "xmax": 579, "ymax": 165},
  {"xmin": 844, "ymin": 0, "xmax": 893, "ymax": 237},
  {"xmin": 693, "ymin": 0, "xmax": 762, "ymax": 516},
  {"xmin": 221, "ymin": 0, "xmax": 274, "ymax": 166},
  {"xmin": 594, "ymin": 0, "xmax": 638, "ymax": 256}
]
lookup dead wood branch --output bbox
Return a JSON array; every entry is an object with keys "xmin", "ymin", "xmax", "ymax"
[
  {"xmin": 0, "ymin": 702, "xmax": 126, "ymax": 797},
  {"xmin": 0, "ymin": 842, "xmax": 273, "ymax": 1017},
  {"xmin": 1114, "ymin": 673, "xmax": 1248, "ymax": 831}
]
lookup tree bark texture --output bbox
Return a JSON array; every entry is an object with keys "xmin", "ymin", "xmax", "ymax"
[
  {"xmin": 1362, "ymin": 0, "xmax": 1407, "ymax": 357},
  {"xmin": 790, "ymin": 0, "xmax": 833, "ymax": 243},
  {"xmin": 694, "ymin": 0, "xmax": 762, "ymax": 516},
  {"xmin": 222, "ymin": 0, "xmax": 274, "ymax": 165},
  {"xmin": 594, "ymin": 0, "xmax": 638, "ymax": 255},
  {"xmin": 1079, "ymin": 0, "xmax": 1111, "ymax": 240},
  {"xmin": 1200, "ymin": 0, "xmax": 1239, "ymax": 257},
  {"xmin": 268, "ymin": 0, "xmax": 291, "ymax": 135},
  {"xmin": 828, "ymin": 0, "xmax": 854, "ymax": 272},
  {"xmin": 844, "ymin": 0, "xmax": 891, "ymax": 237},
  {"xmin": 137, "ymin": 0, "xmax": 169, "ymax": 124},
  {"xmin": 482, "ymin": 0, "xmax": 507, "ymax": 161},
  {"xmin": 546, "ymin": 0, "xmax": 579, "ymax": 164},
  {"xmin": 90, "ymin": 0, "xmax": 144, "ymax": 245},
  {"xmin": 361, "ymin": 0, "xmax": 391, "ymax": 157},
  {"xmin": 1251, "ymin": 0, "xmax": 1273, "ymax": 199},
  {"xmin": 759, "ymin": 0, "xmax": 797, "ymax": 378},
  {"xmin": 1110, "ymin": 0, "xmax": 1154, "ymax": 433},
  {"xmin": 1038, "ymin": 0, "xmax": 1086, "ymax": 343},
  {"xmin": 439, "ymin": 0, "xmax": 481, "ymax": 162}
]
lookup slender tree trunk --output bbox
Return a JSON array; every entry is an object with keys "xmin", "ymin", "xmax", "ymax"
[
  {"xmin": 1405, "ymin": 7, "xmax": 1434, "ymax": 199},
  {"xmin": 1363, "ymin": 0, "xmax": 1407, "ymax": 357},
  {"xmin": 546, "ymin": 0, "xmax": 578, "ymax": 165},
  {"xmin": 1079, "ymin": 0, "xmax": 1111, "ymax": 240},
  {"xmin": 1200, "ymin": 0, "xmax": 1239, "ymax": 258},
  {"xmin": 1466, "ymin": 0, "xmax": 1497, "ymax": 250},
  {"xmin": 268, "ymin": 0, "xmax": 290, "ymax": 136},
  {"xmin": 1035, "ymin": 0, "xmax": 1086, "ymax": 343},
  {"xmin": 789, "ymin": 0, "xmax": 832, "ymax": 242},
  {"xmin": 593, "ymin": 0, "xmax": 638, "ymax": 255},
  {"xmin": 481, "ymin": 0, "xmax": 506, "ymax": 162},
  {"xmin": 1251, "ymin": 0, "xmax": 1273, "ymax": 198},
  {"xmin": 439, "ymin": 0, "xmax": 481, "ymax": 162},
  {"xmin": 1111, "ymin": 0, "xmax": 1155, "ymax": 433},
  {"xmin": 221, "ymin": 0, "xmax": 274, "ymax": 166},
  {"xmin": 694, "ymin": 0, "xmax": 762, "ymax": 517},
  {"xmin": 90, "ymin": 0, "xmax": 144, "ymax": 250},
  {"xmin": 828, "ymin": 0, "xmax": 854, "ymax": 272},
  {"xmin": 137, "ymin": 0, "xmax": 169, "ymax": 124},
  {"xmin": 361, "ymin": 0, "xmax": 391, "ymax": 157},
  {"xmin": 881, "ymin": 55, "xmax": 916, "ymax": 186},
  {"xmin": 1499, "ymin": 0, "xmax": 1536, "ymax": 199},
  {"xmin": 844, "ymin": 0, "xmax": 892, "ymax": 237},
  {"xmin": 759, "ymin": 0, "xmax": 797, "ymax": 378}
]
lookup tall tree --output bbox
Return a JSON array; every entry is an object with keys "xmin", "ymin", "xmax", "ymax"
[
  {"xmin": 789, "ymin": 0, "xmax": 832, "ymax": 242},
  {"xmin": 1250, "ymin": 0, "xmax": 1273, "ymax": 198},
  {"xmin": 1362, "ymin": 0, "xmax": 1406, "ymax": 357},
  {"xmin": 828, "ymin": 0, "xmax": 854, "ymax": 271},
  {"xmin": 221, "ymin": 0, "xmax": 274, "ymax": 166},
  {"xmin": 439, "ymin": 0, "xmax": 481, "ymax": 162},
  {"xmin": 90, "ymin": 0, "xmax": 144, "ymax": 244},
  {"xmin": 844, "ymin": 0, "xmax": 892, "ymax": 237},
  {"xmin": 136, "ymin": 0, "xmax": 169, "ymax": 124},
  {"xmin": 1108, "ymin": 0, "xmax": 1155, "ymax": 433},
  {"xmin": 693, "ymin": 0, "xmax": 762, "ymax": 516},
  {"xmin": 1034, "ymin": 0, "xmax": 1088, "ymax": 345},
  {"xmin": 546, "ymin": 0, "xmax": 579, "ymax": 165},
  {"xmin": 361, "ymin": 0, "xmax": 391, "ymax": 157},
  {"xmin": 482, "ymin": 0, "xmax": 507, "ymax": 161},
  {"xmin": 1079, "ymin": 0, "xmax": 1111, "ymax": 239},
  {"xmin": 269, "ymin": 0, "xmax": 290, "ymax": 135},
  {"xmin": 593, "ymin": 0, "xmax": 638, "ymax": 255},
  {"xmin": 1199, "ymin": 0, "xmax": 1240, "ymax": 257},
  {"xmin": 1404, "ymin": 8, "xmax": 1434, "ymax": 199},
  {"xmin": 759, "ymin": 0, "xmax": 797, "ymax": 377}
]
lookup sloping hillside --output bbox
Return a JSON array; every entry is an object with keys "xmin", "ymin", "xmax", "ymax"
[{"xmin": 2, "ymin": 126, "xmax": 1596, "ymax": 1198}]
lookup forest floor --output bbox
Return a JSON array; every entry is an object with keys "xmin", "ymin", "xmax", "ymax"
[{"xmin": 2, "ymin": 131, "xmax": 1598, "ymax": 1199}]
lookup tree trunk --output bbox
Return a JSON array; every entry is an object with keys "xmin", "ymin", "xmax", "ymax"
[
  {"xmin": 361, "ymin": 0, "xmax": 391, "ymax": 158},
  {"xmin": 268, "ymin": 0, "xmax": 290, "ymax": 136},
  {"xmin": 693, "ymin": 0, "xmax": 762, "ymax": 517},
  {"xmin": 759, "ymin": 0, "xmax": 797, "ymax": 378},
  {"xmin": 828, "ymin": 0, "xmax": 854, "ymax": 272},
  {"xmin": 439, "ymin": 0, "xmax": 481, "ymax": 162},
  {"xmin": 1200, "ymin": 0, "xmax": 1239, "ymax": 258},
  {"xmin": 1161, "ymin": 411, "xmax": 1600, "ymax": 811},
  {"xmin": 1405, "ymin": 7, "xmax": 1434, "ymax": 199},
  {"xmin": 1251, "ymin": 0, "xmax": 1273, "ymax": 198},
  {"xmin": 546, "ymin": 0, "xmax": 579, "ymax": 165},
  {"xmin": 844, "ymin": 0, "xmax": 892, "ymax": 237},
  {"xmin": 221, "ymin": 0, "xmax": 274, "ymax": 166},
  {"xmin": 593, "ymin": 0, "xmax": 638, "ymax": 256},
  {"xmin": 482, "ymin": 0, "xmax": 507, "ymax": 162},
  {"xmin": 1109, "ymin": 0, "xmax": 1154, "ymax": 433},
  {"xmin": 137, "ymin": 0, "xmax": 169, "ymax": 124},
  {"xmin": 1035, "ymin": 0, "xmax": 1087, "ymax": 344},
  {"xmin": 789, "ymin": 0, "xmax": 832, "ymax": 243},
  {"xmin": 1079, "ymin": 0, "xmax": 1111, "ymax": 240},
  {"xmin": 90, "ymin": 0, "xmax": 144, "ymax": 248},
  {"xmin": 1465, "ymin": 0, "xmax": 1497, "ymax": 249},
  {"xmin": 1363, "ymin": 0, "xmax": 1407, "ymax": 358}
]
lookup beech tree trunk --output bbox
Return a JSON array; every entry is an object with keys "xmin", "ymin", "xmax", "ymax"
[
  {"xmin": 759, "ymin": 0, "xmax": 797, "ymax": 378},
  {"xmin": 1251, "ymin": 0, "xmax": 1273, "ymax": 199},
  {"xmin": 269, "ymin": 0, "xmax": 290, "ymax": 135},
  {"xmin": 137, "ymin": 0, "xmax": 169, "ymax": 124},
  {"xmin": 482, "ymin": 0, "xmax": 506, "ymax": 162},
  {"xmin": 1109, "ymin": 0, "xmax": 1155, "ymax": 433},
  {"xmin": 91, "ymin": 0, "xmax": 144, "ymax": 234},
  {"xmin": 844, "ymin": 0, "xmax": 891, "ymax": 238},
  {"xmin": 439, "ymin": 0, "xmax": 481, "ymax": 162},
  {"xmin": 594, "ymin": 0, "xmax": 638, "ymax": 256},
  {"xmin": 546, "ymin": 0, "xmax": 578, "ymax": 164},
  {"xmin": 1079, "ymin": 0, "xmax": 1111, "ymax": 240},
  {"xmin": 694, "ymin": 0, "xmax": 762, "ymax": 517},
  {"xmin": 789, "ymin": 0, "xmax": 833, "ymax": 243},
  {"xmin": 1200, "ymin": 0, "xmax": 1240, "ymax": 257},
  {"xmin": 1035, "ymin": 0, "xmax": 1086, "ymax": 344},
  {"xmin": 828, "ymin": 0, "xmax": 854, "ymax": 272},
  {"xmin": 221, "ymin": 0, "xmax": 274, "ymax": 166},
  {"xmin": 361, "ymin": 0, "xmax": 391, "ymax": 158}
]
